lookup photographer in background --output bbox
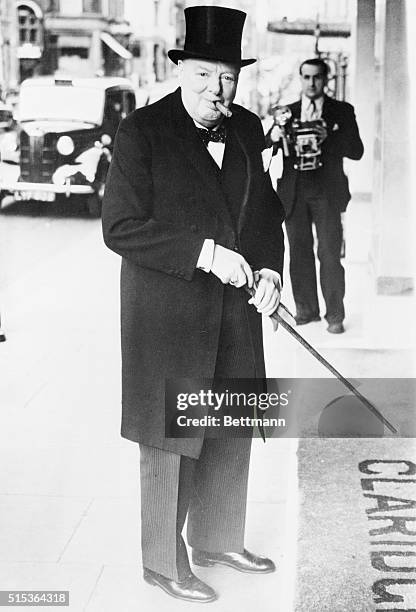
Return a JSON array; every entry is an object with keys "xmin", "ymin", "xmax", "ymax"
[{"xmin": 266, "ymin": 58, "xmax": 363, "ymax": 334}]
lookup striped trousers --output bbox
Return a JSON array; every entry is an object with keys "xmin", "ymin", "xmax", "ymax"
[
  {"xmin": 139, "ymin": 438, "xmax": 252, "ymax": 580},
  {"xmin": 139, "ymin": 285, "xmax": 257, "ymax": 581}
]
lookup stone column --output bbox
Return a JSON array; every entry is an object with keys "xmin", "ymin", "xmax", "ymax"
[
  {"xmin": 351, "ymin": 0, "xmax": 375, "ymax": 196},
  {"xmin": 371, "ymin": 0, "xmax": 413, "ymax": 295},
  {"xmin": 89, "ymin": 29, "xmax": 103, "ymax": 76},
  {"xmin": 0, "ymin": 0, "xmax": 19, "ymax": 90},
  {"xmin": 8, "ymin": 0, "xmax": 19, "ymax": 88}
]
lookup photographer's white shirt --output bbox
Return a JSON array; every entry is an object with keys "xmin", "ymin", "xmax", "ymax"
[{"xmin": 301, "ymin": 95, "xmax": 324, "ymax": 122}]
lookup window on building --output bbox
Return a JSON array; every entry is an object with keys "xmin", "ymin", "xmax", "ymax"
[
  {"xmin": 153, "ymin": 43, "xmax": 166, "ymax": 82},
  {"xmin": 130, "ymin": 40, "xmax": 141, "ymax": 58},
  {"xmin": 59, "ymin": 0, "xmax": 82, "ymax": 14},
  {"xmin": 154, "ymin": 0, "xmax": 160, "ymax": 26},
  {"xmin": 83, "ymin": 0, "xmax": 101, "ymax": 12},
  {"xmin": 108, "ymin": 0, "xmax": 122, "ymax": 19},
  {"xmin": 18, "ymin": 5, "xmax": 42, "ymax": 46}
]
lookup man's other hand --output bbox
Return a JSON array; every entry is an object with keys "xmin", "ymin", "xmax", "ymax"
[
  {"xmin": 211, "ymin": 245, "xmax": 254, "ymax": 288},
  {"xmin": 315, "ymin": 123, "xmax": 328, "ymax": 144},
  {"xmin": 248, "ymin": 269, "xmax": 281, "ymax": 317}
]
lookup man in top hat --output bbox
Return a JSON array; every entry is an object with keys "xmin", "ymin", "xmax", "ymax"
[{"xmin": 102, "ymin": 5, "xmax": 285, "ymax": 603}]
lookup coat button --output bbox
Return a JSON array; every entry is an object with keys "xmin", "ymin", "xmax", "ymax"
[
  {"xmin": 233, "ymin": 245, "xmax": 239, "ymax": 252},
  {"xmin": 190, "ymin": 224, "xmax": 198, "ymax": 232}
]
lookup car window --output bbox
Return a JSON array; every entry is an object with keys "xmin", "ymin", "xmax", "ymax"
[
  {"xmin": 124, "ymin": 92, "xmax": 136, "ymax": 114},
  {"xmin": 104, "ymin": 91, "xmax": 125, "ymax": 135},
  {"xmin": 106, "ymin": 92, "xmax": 123, "ymax": 117}
]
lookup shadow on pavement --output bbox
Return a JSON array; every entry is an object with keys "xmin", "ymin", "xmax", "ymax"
[{"xmin": 0, "ymin": 197, "xmax": 94, "ymax": 219}]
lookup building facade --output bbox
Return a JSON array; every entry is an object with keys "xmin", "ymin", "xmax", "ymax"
[
  {"xmin": 1, "ymin": 0, "xmax": 132, "ymax": 87},
  {"xmin": 0, "ymin": 0, "xmax": 19, "ymax": 93},
  {"xmin": 353, "ymin": 0, "xmax": 414, "ymax": 300},
  {"xmin": 125, "ymin": 0, "xmax": 181, "ymax": 87},
  {"xmin": 41, "ymin": 0, "xmax": 132, "ymax": 78}
]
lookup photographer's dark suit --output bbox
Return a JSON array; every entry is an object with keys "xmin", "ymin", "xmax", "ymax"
[
  {"xmin": 267, "ymin": 95, "xmax": 363, "ymax": 324},
  {"xmin": 102, "ymin": 88, "xmax": 285, "ymax": 581}
]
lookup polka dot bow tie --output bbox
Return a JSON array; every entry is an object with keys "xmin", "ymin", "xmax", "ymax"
[{"xmin": 197, "ymin": 125, "xmax": 226, "ymax": 146}]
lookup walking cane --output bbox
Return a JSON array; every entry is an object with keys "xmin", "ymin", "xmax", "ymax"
[{"xmin": 245, "ymin": 286, "xmax": 397, "ymax": 434}]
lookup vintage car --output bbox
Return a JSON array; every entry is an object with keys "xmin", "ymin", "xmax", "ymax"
[{"xmin": 0, "ymin": 76, "xmax": 136, "ymax": 215}]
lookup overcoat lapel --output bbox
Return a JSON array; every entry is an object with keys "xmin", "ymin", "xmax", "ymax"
[
  {"xmin": 322, "ymin": 95, "xmax": 336, "ymax": 129},
  {"xmin": 168, "ymin": 89, "xmax": 267, "ymax": 236},
  {"xmin": 229, "ymin": 112, "xmax": 265, "ymax": 236},
  {"xmin": 169, "ymin": 89, "xmax": 234, "ymax": 227},
  {"xmin": 229, "ymin": 119, "xmax": 251, "ymax": 235}
]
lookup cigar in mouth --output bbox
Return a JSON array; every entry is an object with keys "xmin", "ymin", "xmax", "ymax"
[{"xmin": 215, "ymin": 101, "xmax": 233, "ymax": 118}]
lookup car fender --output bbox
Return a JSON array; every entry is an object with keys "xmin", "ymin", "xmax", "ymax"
[
  {"xmin": 75, "ymin": 143, "xmax": 110, "ymax": 182},
  {"xmin": 0, "ymin": 131, "xmax": 19, "ymax": 164},
  {"xmin": 52, "ymin": 144, "xmax": 110, "ymax": 186}
]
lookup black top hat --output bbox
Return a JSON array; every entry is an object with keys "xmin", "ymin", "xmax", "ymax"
[{"xmin": 168, "ymin": 5, "xmax": 256, "ymax": 68}]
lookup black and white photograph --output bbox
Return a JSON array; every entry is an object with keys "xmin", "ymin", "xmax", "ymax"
[{"xmin": 0, "ymin": 0, "xmax": 415, "ymax": 610}]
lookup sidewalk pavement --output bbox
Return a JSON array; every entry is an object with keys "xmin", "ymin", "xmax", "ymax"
[
  {"xmin": 263, "ymin": 196, "xmax": 416, "ymax": 612},
  {"xmin": 0, "ymin": 196, "xmax": 414, "ymax": 611},
  {"xmin": 265, "ymin": 195, "xmax": 416, "ymax": 381},
  {"xmin": 0, "ymin": 216, "xmax": 293, "ymax": 611}
]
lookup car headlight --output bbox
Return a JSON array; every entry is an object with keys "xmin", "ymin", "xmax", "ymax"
[{"xmin": 57, "ymin": 136, "xmax": 75, "ymax": 156}]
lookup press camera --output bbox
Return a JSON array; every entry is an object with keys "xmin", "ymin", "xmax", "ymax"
[{"xmin": 272, "ymin": 106, "xmax": 325, "ymax": 171}]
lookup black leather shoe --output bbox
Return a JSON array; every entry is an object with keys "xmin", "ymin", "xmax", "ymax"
[
  {"xmin": 143, "ymin": 567, "xmax": 217, "ymax": 603},
  {"xmin": 192, "ymin": 548, "xmax": 276, "ymax": 574},
  {"xmin": 295, "ymin": 315, "xmax": 321, "ymax": 326},
  {"xmin": 327, "ymin": 322, "xmax": 345, "ymax": 334}
]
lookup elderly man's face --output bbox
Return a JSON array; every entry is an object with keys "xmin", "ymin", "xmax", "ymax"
[{"xmin": 178, "ymin": 58, "xmax": 240, "ymax": 127}]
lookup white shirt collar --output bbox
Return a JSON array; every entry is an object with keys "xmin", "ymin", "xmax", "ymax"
[
  {"xmin": 193, "ymin": 120, "xmax": 225, "ymax": 168},
  {"xmin": 301, "ymin": 95, "xmax": 324, "ymax": 121},
  {"xmin": 301, "ymin": 94, "xmax": 324, "ymax": 112},
  {"xmin": 193, "ymin": 120, "xmax": 223, "ymax": 131}
]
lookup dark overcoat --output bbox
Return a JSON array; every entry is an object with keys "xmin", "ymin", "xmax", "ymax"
[
  {"xmin": 267, "ymin": 95, "xmax": 364, "ymax": 217},
  {"xmin": 102, "ymin": 88, "xmax": 285, "ymax": 458}
]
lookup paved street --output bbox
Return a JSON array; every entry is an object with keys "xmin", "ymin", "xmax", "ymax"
[
  {"xmin": 0, "ymin": 184, "xmax": 97, "ymax": 292},
  {"xmin": 0, "ymin": 195, "xmax": 415, "ymax": 611}
]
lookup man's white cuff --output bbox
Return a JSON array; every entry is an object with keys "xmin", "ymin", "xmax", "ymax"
[{"xmin": 197, "ymin": 239, "xmax": 215, "ymax": 273}]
